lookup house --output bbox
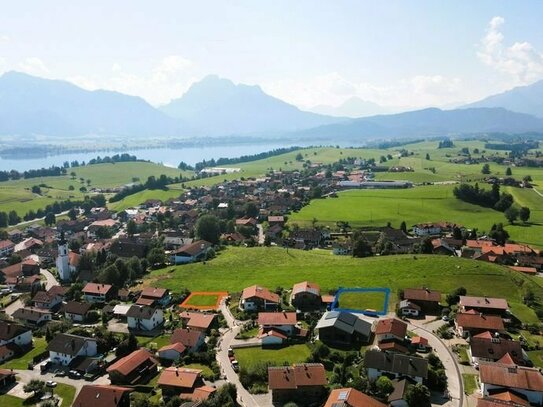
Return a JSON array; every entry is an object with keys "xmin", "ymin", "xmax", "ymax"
[
  {"xmin": 291, "ymin": 229, "xmax": 323, "ymax": 249},
  {"xmin": 32, "ymin": 289, "xmax": 63, "ymax": 310},
  {"xmin": 0, "ymin": 240, "xmax": 15, "ymax": 257},
  {"xmin": 315, "ymin": 311, "xmax": 372, "ymax": 346},
  {"xmin": 189, "ymin": 385, "xmax": 217, "ymax": 402},
  {"xmin": 12, "ymin": 307, "xmax": 52, "ymax": 326},
  {"xmin": 5, "ymin": 275, "xmax": 42, "ymax": 292},
  {"xmin": 170, "ymin": 240, "xmax": 212, "ymax": 264},
  {"xmin": 290, "ymin": 281, "xmax": 322, "ymax": 311},
  {"xmin": 388, "ymin": 378, "xmax": 417, "ymax": 407},
  {"xmin": 158, "ymin": 342, "xmax": 187, "ymax": 361},
  {"xmin": 107, "ymin": 349, "xmax": 158, "ymax": 385},
  {"xmin": 398, "ymin": 300, "xmax": 422, "ymax": 318},
  {"xmin": 469, "ymin": 334, "xmax": 525, "ymax": 367},
  {"xmin": 170, "ymin": 328, "xmax": 205, "ymax": 353},
  {"xmin": 324, "ymin": 387, "xmax": 386, "ymax": 407},
  {"xmin": 136, "ymin": 287, "xmax": 170, "ymax": 307},
  {"xmin": 411, "ymin": 336, "xmax": 431, "ymax": 353},
  {"xmin": 87, "ymin": 219, "xmax": 119, "ymax": 238},
  {"xmin": 402, "ymin": 288, "xmax": 441, "ymax": 314},
  {"xmin": 82, "ymin": 283, "xmax": 116, "ymax": 303},
  {"xmin": 268, "ymin": 363, "xmax": 327, "ymax": 405},
  {"xmin": 63, "ymin": 301, "xmax": 92, "ymax": 323},
  {"xmin": 268, "ymin": 215, "xmax": 285, "ymax": 226},
  {"xmin": 412, "ymin": 222, "xmax": 458, "ymax": 236},
  {"xmin": 455, "ymin": 311, "xmax": 505, "ymax": 338},
  {"xmin": 0, "ymin": 259, "xmax": 40, "ymax": 282},
  {"xmin": 178, "ymin": 312, "xmax": 217, "ymax": 333},
  {"xmin": 258, "ymin": 312, "xmax": 298, "ymax": 336},
  {"xmin": 0, "ymin": 369, "xmax": 16, "ymax": 388},
  {"xmin": 7, "ymin": 229, "xmax": 23, "ymax": 243},
  {"xmin": 479, "ymin": 362, "xmax": 543, "ymax": 406},
  {"xmin": 459, "ymin": 296, "xmax": 509, "ymax": 316},
  {"xmin": 477, "ymin": 392, "xmax": 530, "ymax": 407},
  {"xmin": 126, "ymin": 305, "xmax": 164, "ymax": 331},
  {"xmin": 364, "ymin": 350, "xmax": 428, "ymax": 383},
  {"xmin": 157, "ymin": 367, "xmax": 205, "ymax": 399},
  {"xmin": 374, "ymin": 318, "xmax": 407, "ymax": 343},
  {"xmin": 240, "ymin": 285, "xmax": 280, "ymax": 311},
  {"xmin": 72, "ymin": 385, "xmax": 133, "ymax": 407},
  {"xmin": 0, "ymin": 320, "xmax": 32, "ymax": 347},
  {"xmin": 47, "ymin": 333, "xmax": 98, "ymax": 366}
]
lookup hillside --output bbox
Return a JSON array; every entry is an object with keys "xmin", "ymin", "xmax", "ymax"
[
  {"xmin": 465, "ymin": 79, "xmax": 543, "ymax": 118},
  {"xmin": 160, "ymin": 75, "xmax": 343, "ymax": 136},
  {"xmin": 0, "ymin": 71, "xmax": 190, "ymax": 138}
]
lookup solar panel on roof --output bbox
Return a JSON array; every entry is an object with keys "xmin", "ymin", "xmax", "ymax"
[{"xmin": 338, "ymin": 390, "xmax": 348, "ymax": 400}]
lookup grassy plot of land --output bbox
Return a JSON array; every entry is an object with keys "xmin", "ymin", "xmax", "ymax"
[
  {"xmin": 184, "ymin": 294, "xmax": 220, "ymax": 306},
  {"xmin": 289, "ymin": 184, "xmax": 543, "ymax": 248},
  {"xmin": 56, "ymin": 383, "xmax": 76, "ymax": 407},
  {"xmin": 336, "ymin": 291, "xmax": 387, "ymax": 312},
  {"xmin": 108, "ymin": 186, "xmax": 184, "ymax": 211},
  {"xmin": 462, "ymin": 373, "xmax": 478, "ymax": 395},
  {"xmin": 527, "ymin": 350, "xmax": 543, "ymax": 369},
  {"xmin": 0, "ymin": 395, "xmax": 24, "ymax": 407},
  {"xmin": 147, "ymin": 247, "xmax": 542, "ymax": 324},
  {"xmin": 182, "ymin": 363, "xmax": 215, "ymax": 379},
  {"xmin": 234, "ymin": 344, "xmax": 312, "ymax": 370},
  {"xmin": 0, "ymin": 337, "xmax": 48, "ymax": 369}
]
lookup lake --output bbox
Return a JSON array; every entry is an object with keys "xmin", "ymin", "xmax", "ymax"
[{"xmin": 0, "ymin": 142, "xmax": 306, "ymax": 172}]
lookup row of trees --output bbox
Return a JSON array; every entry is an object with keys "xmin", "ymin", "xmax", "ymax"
[
  {"xmin": 453, "ymin": 183, "xmax": 513, "ymax": 212},
  {"xmin": 0, "ymin": 165, "xmax": 67, "ymax": 182}
]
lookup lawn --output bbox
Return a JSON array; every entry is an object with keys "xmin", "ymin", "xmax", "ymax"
[
  {"xmin": 147, "ymin": 246, "xmax": 542, "ymax": 324},
  {"xmin": 462, "ymin": 373, "xmax": 478, "ymax": 395},
  {"xmin": 108, "ymin": 186, "xmax": 184, "ymax": 211},
  {"xmin": 336, "ymin": 290, "xmax": 387, "ymax": 312},
  {"xmin": 0, "ymin": 337, "xmax": 48, "ymax": 369},
  {"xmin": 289, "ymin": 184, "xmax": 543, "ymax": 248},
  {"xmin": 136, "ymin": 334, "xmax": 171, "ymax": 350},
  {"xmin": 184, "ymin": 294, "xmax": 220, "ymax": 307},
  {"xmin": 0, "ymin": 395, "xmax": 24, "ymax": 407},
  {"xmin": 234, "ymin": 344, "xmax": 312, "ymax": 370},
  {"xmin": 182, "ymin": 363, "xmax": 215, "ymax": 379},
  {"xmin": 55, "ymin": 383, "xmax": 76, "ymax": 407},
  {"xmin": 527, "ymin": 350, "xmax": 543, "ymax": 369}
]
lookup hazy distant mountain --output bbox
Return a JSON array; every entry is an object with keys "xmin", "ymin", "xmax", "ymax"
[
  {"xmin": 160, "ymin": 75, "xmax": 343, "ymax": 136},
  {"xmin": 0, "ymin": 71, "xmax": 188, "ymax": 137},
  {"xmin": 310, "ymin": 97, "xmax": 397, "ymax": 118},
  {"xmin": 291, "ymin": 107, "xmax": 543, "ymax": 140},
  {"xmin": 465, "ymin": 80, "xmax": 543, "ymax": 118}
]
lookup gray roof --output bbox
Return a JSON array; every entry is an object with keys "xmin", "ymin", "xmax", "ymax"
[
  {"xmin": 363, "ymin": 350, "xmax": 428, "ymax": 379},
  {"xmin": 126, "ymin": 304, "xmax": 158, "ymax": 319},
  {"xmin": 47, "ymin": 333, "xmax": 96, "ymax": 356},
  {"xmin": 315, "ymin": 311, "xmax": 372, "ymax": 337},
  {"xmin": 399, "ymin": 300, "xmax": 421, "ymax": 311}
]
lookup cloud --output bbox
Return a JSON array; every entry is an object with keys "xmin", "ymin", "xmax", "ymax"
[
  {"xmin": 0, "ymin": 34, "xmax": 9, "ymax": 43},
  {"xmin": 478, "ymin": 16, "xmax": 543, "ymax": 84},
  {"xmin": 262, "ymin": 72, "xmax": 468, "ymax": 109},
  {"xmin": 19, "ymin": 57, "xmax": 50, "ymax": 75}
]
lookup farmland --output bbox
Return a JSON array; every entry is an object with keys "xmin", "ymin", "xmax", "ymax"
[{"xmin": 147, "ymin": 246, "xmax": 542, "ymax": 323}]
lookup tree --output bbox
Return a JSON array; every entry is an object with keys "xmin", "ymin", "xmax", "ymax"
[
  {"xmin": 31, "ymin": 185, "xmax": 42, "ymax": 194},
  {"xmin": 244, "ymin": 202, "xmax": 258, "ymax": 218},
  {"xmin": 8, "ymin": 210, "xmax": 20, "ymax": 225},
  {"xmin": 68, "ymin": 207, "xmax": 78, "ymax": 221},
  {"xmin": 44, "ymin": 212, "xmax": 56, "ymax": 226},
  {"xmin": 505, "ymin": 167, "xmax": 512, "ymax": 176},
  {"xmin": 400, "ymin": 221, "xmax": 407, "ymax": 234},
  {"xmin": 419, "ymin": 236, "xmax": 434, "ymax": 254},
  {"xmin": 446, "ymin": 287, "xmax": 467, "ymax": 306},
  {"xmin": 196, "ymin": 215, "xmax": 221, "ymax": 244},
  {"xmin": 352, "ymin": 238, "xmax": 372, "ymax": 258},
  {"xmin": 489, "ymin": 223, "xmax": 509, "ymax": 245},
  {"xmin": 147, "ymin": 247, "xmax": 166, "ymax": 268},
  {"xmin": 405, "ymin": 383, "xmax": 431, "ymax": 407},
  {"xmin": 504, "ymin": 206, "xmax": 519, "ymax": 224},
  {"xmin": 425, "ymin": 153, "xmax": 430, "ymax": 160},
  {"xmin": 481, "ymin": 163, "xmax": 490, "ymax": 174},
  {"xmin": 519, "ymin": 207, "xmax": 531, "ymax": 223},
  {"xmin": 24, "ymin": 380, "xmax": 46, "ymax": 398},
  {"xmin": 376, "ymin": 376, "xmax": 394, "ymax": 397},
  {"xmin": 126, "ymin": 219, "xmax": 137, "ymax": 236},
  {"xmin": 295, "ymin": 152, "xmax": 304, "ymax": 161}
]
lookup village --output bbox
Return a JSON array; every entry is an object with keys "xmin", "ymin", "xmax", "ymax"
[{"xmin": 0, "ymin": 153, "xmax": 540, "ymax": 407}]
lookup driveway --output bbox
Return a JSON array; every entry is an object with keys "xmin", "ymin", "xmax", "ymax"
[
  {"xmin": 40, "ymin": 268, "xmax": 59, "ymax": 290},
  {"xmin": 406, "ymin": 319, "xmax": 464, "ymax": 407},
  {"xmin": 257, "ymin": 224, "xmax": 265, "ymax": 245},
  {"xmin": 217, "ymin": 300, "xmax": 271, "ymax": 407}
]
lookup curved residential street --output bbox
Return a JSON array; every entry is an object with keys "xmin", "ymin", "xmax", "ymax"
[
  {"xmin": 3, "ymin": 268, "xmax": 59, "ymax": 316},
  {"xmin": 218, "ymin": 300, "xmax": 270, "ymax": 407},
  {"xmin": 406, "ymin": 318, "xmax": 464, "ymax": 407}
]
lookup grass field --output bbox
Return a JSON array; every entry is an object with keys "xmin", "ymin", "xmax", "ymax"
[
  {"xmin": 182, "ymin": 363, "xmax": 215, "ymax": 379},
  {"xmin": 184, "ymin": 294, "xmax": 220, "ymax": 306},
  {"xmin": 108, "ymin": 186, "xmax": 184, "ymax": 211},
  {"xmin": 234, "ymin": 344, "xmax": 311, "ymax": 370},
  {"xmin": 336, "ymin": 290, "xmax": 387, "ymax": 312},
  {"xmin": 462, "ymin": 373, "xmax": 478, "ymax": 395},
  {"xmin": 147, "ymin": 246, "xmax": 543, "ymax": 324},
  {"xmin": 0, "ymin": 337, "xmax": 48, "ymax": 369},
  {"xmin": 0, "ymin": 161, "xmax": 190, "ymax": 217},
  {"xmin": 0, "ymin": 395, "xmax": 24, "ymax": 407},
  {"xmin": 289, "ymin": 184, "xmax": 543, "ymax": 248},
  {"xmin": 56, "ymin": 383, "xmax": 76, "ymax": 407}
]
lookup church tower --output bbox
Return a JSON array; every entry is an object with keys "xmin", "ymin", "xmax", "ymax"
[{"xmin": 56, "ymin": 232, "xmax": 71, "ymax": 282}]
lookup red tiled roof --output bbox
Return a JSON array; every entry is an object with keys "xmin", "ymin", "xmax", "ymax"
[
  {"xmin": 268, "ymin": 364, "xmax": 327, "ymax": 390},
  {"xmin": 292, "ymin": 281, "xmax": 320, "ymax": 296},
  {"xmin": 106, "ymin": 349, "xmax": 157, "ymax": 376},
  {"xmin": 170, "ymin": 328, "xmax": 204, "ymax": 348},
  {"xmin": 190, "ymin": 385, "xmax": 216, "ymax": 401},
  {"xmin": 158, "ymin": 342, "xmax": 186, "ymax": 354},
  {"xmin": 411, "ymin": 336, "xmax": 429, "ymax": 346},
  {"xmin": 325, "ymin": 387, "xmax": 386, "ymax": 407},
  {"xmin": 258, "ymin": 312, "xmax": 297, "ymax": 326},
  {"xmin": 83, "ymin": 283, "xmax": 113, "ymax": 295},
  {"xmin": 403, "ymin": 288, "xmax": 441, "ymax": 302},
  {"xmin": 456, "ymin": 313, "xmax": 505, "ymax": 331},
  {"xmin": 460, "ymin": 296, "xmax": 508, "ymax": 310},
  {"xmin": 242, "ymin": 285, "xmax": 280, "ymax": 303},
  {"xmin": 509, "ymin": 266, "xmax": 537, "ymax": 275},
  {"xmin": 374, "ymin": 318, "xmax": 407, "ymax": 338},
  {"xmin": 479, "ymin": 362, "xmax": 543, "ymax": 391},
  {"xmin": 72, "ymin": 385, "xmax": 133, "ymax": 407},
  {"xmin": 157, "ymin": 367, "xmax": 202, "ymax": 389},
  {"xmin": 140, "ymin": 287, "xmax": 167, "ymax": 299},
  {"xmin": 178, "ymin": 312, "xmax": 216, "ymax": 330}
]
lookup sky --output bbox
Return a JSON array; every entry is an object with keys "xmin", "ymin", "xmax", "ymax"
[{"xmin": 1, "ymin": 1, "xmax": 543, "ymax": 110}]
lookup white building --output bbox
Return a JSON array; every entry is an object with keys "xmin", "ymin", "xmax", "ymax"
[
  {"xmin": 126, "ymin": 305, "xmax": 164, "ymax": 331},
  {"xmin": 0, "ymin": 321, "xmax": 33, "ymax": 347},
  {"xmin": 47, "ymin": 333, "xmax": 98, "ymax": 366},
  {"xmin": 56, "ymin": 234, "xmax": 74, "ymax": 282}
]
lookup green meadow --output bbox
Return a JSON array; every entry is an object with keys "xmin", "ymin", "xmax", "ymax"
[{"xmin": 147, "ymin": 246, "xmax": 542, "ymax": 324}]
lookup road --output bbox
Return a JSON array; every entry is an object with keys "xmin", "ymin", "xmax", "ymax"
[
  {"xmin": 3, "ymin": 268, "xmax": 60, "ymax": 316},
  {"xmin": 534, "ymin": 187, "xmax": 543, "ymax": 198},
  {"xmin": 407, "ymin": 319, "xmax": 463, "ymax": 407},
  {"xmin": 217, "ymin": 300, "xmax": 270, "ymax": 407},
  {"xmin": 257, "ymin": 224, "xmax": 265, "ymax": 245},
  {"xmin": 12, "ymin": 210, "xmax": 70, "ymax": 228}
]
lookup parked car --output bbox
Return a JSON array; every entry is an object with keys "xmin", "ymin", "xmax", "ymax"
[
  {"xmin": 231, "ymin": 360, "xmax": 239, "ymax": 372},
  {"xmin": 68, "ymin": 370, "xmax": 81, "ymax": 379},
  {"xmin": 46, "ymin": 381, "xmax": 57, "ymax": 388}
]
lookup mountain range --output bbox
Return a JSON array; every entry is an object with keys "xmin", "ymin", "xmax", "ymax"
[
  {"xmin": 310, "ymin": 97, "xmax": 398, "ymax": 118},
  {"xmin": 1, "ymin": 71, "xmax": 543, "ymax": 140}
]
